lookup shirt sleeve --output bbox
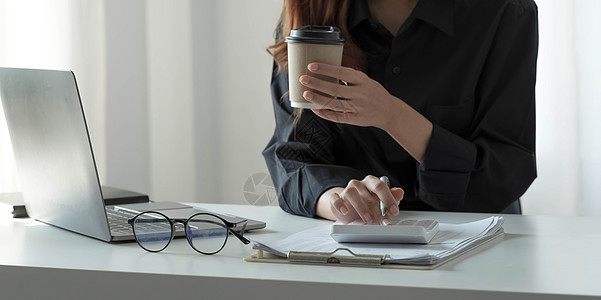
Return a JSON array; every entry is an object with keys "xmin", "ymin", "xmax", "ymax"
[
  {"xmin": 417, "ymin": 1, "xmax": 538, "ymax": 212},
  {"xmin": 262, "ymin": 63, "xmax": 366, "ymax": 217}
]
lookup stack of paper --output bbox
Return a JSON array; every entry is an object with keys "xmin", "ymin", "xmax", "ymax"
[{"xmin": 252, "ymin": 216, "xmax": 504, "ymax": 266}]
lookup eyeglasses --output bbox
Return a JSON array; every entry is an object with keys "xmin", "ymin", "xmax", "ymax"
[{"xmin": 128, "ymin": 211, "xmax": 251, "ymax": 255}]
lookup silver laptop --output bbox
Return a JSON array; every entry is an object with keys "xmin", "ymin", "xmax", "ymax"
[{"xmin": 0, "ymin": 67, "xmax": 265, "ymax": 242}]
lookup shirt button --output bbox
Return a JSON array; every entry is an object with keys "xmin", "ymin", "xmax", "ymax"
[
  {"xmin": 370, "ymin": 22, "xmax": 378, "ymax": 30},
  {"xmin": 392, "ymin": 66, "xmax": 401, "ymax": 75}
]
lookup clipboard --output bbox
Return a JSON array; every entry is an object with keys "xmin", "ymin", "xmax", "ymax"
[
  {"xmin": 244, "ymin": 231, "xmax": 505, "ymax": 270},
  {"xmin": 245, "ymin": 248, "xmax": 436, "ymax": 270}
]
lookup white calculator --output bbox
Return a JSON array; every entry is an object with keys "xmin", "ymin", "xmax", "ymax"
[{"xmin": 330, "ymin": 219, "xmax": 440, "ymax": 244}]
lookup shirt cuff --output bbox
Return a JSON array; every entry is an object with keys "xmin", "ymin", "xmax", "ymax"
[
  {"xmin": 417, "ymin": 124, "xmax": 477, "ymax": 208},
  {"xmin": 280, "ymin": 165, "xmax": 365, "ymax": 217}
]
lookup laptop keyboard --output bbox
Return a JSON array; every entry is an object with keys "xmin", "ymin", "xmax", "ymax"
[
  {"xmin": 106, "ymin": 209, "xmax": 137, "ymax": 236},
  {"xmin": 106, "ymin": 208, "xmax": 186, "ymax": 237}
]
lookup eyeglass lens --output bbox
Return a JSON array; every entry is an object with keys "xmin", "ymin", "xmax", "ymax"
[
  {"xmin": 132, "ymin": 212, "xmax": 230, "ymax": 254},
  {"xmin": 132, "ymin": 212, "xmax": 172, "ymax": 252},
  {"xmin": 186, "ymin": 214, "xmax": 229, "ymax": 254}
]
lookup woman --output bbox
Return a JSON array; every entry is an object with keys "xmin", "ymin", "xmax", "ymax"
[{"xmin": 263, "ymin": 0, "xmax": 538, "ymax": 224}]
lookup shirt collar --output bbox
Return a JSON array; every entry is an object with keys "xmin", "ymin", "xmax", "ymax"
[
  {"xmin": 413, "ymin": 0, "xmax": 454, "ymax": 36},
  {"xmin": 348, "ymin": 0, "xmax": 454, "ymax": 37},
  {"xmin": 347, "ymin": 0, "xmax": 371, "ymax": 30}
]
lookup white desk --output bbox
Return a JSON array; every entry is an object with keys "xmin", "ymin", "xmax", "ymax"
[{"xmin": 1, "ymin": 203, "xmax": 600, "ymax": 300}]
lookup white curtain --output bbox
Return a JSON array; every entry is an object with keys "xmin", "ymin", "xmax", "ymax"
[
  {"xmin": 575, "ymin": 0, "xmax": 601, "ymax": 216},
  {"xmin": 521, "ymin": 0, "xmax": 601, "ymax": 216},
  {"xmin": 0, "ymin": 0, "xmax": 280, "ymax": 206}
]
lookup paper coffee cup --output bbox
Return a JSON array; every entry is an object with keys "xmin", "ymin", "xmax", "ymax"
[{"xmin": 285, "ymin": 26, "xmax": 345, "ymax": 109}]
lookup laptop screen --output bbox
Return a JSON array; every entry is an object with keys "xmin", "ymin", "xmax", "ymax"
[{"xmin": 0, "ymin": 68, "xmax": 112, "ymax": 241}]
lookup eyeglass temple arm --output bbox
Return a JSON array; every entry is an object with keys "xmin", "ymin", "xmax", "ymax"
[
  {"xmin": 195, "ymin": 218, "xmax": 251, "ymax": 245},
  {"xmin": 229, "ymin": 221, "xmax": 250, "ymax": 245},
  {"xmin": 231, "ymin": 229, "xmax": 251, "ymax": 245}
]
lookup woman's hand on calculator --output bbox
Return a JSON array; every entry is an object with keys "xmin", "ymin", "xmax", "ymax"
[{"xmin": 316, "ymin": 175, "xmax": 404, "ymax": 225}]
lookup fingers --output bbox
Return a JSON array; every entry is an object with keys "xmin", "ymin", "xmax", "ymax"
[
  {"xmin": 340, "ymin": 177, "xmax": 399, "ymax": 224},
  {"xmin": 363, "ymin": 175, "xmax": 399, "ymax": 216},
  {"xmin": 331, "ymin": 176, "xmax": 404, "ymax": 224},
  {"xmin": 328, "ymin": 192, "xmax": 364, "ymax": 224},
  {"xmin": 303, "ymin": 90, "xmax": 357, "ymax": 114},
  {"xmin": 307, "ymin": 62, "xmax": 362, "ymax": 83},
  {"xmin": 329, "ymin": 192, "xmax": 349, "ymax": 216},
  {"xmin": 340, "ymin": 181, "xmax": 378, "ymax": 223},
  {"xmin": 299, "ymin": 75, "xmax": 353, "ymax": 103}
]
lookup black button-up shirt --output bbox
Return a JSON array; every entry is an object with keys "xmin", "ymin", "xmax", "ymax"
[{"xmin": 263, "ymin": 0, "xmax": 538, "ymax": 217}]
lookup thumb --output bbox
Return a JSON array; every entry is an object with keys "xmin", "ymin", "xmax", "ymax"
[{"xmin": 390, "ymin": 187, "xmax": 404, "ymax": 202}]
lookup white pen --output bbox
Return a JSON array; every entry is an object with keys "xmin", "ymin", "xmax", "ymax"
[{"xmin": 379, "ymin": 176, "xmax": 391, "ymax": 217}]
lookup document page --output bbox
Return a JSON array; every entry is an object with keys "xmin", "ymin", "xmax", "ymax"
[{"xmin": 252, "ymin": 216, "xmax": 504, "ymax": 265}]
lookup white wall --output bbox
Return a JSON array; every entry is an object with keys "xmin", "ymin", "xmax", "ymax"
[
  {"xmin": 104, "ymin": 0, "xmax": 148, "ymax": 199},
  {"xmin": 520, "ymin": 1, "xmax": 579, "ymax": 215},
  {"xmin": 102, "ymin": 0, "xmax": 282, "ymax": 205},
  {"xmin": 575, "ymin": 0, "xmax": 601, "ymax": 216},
  {"xmin": 0, "ymin": 0, "xmax": 282, "ymax": 207},
  {"xmin": 520, "ymin": 1, "xmax": 601, "ymax": 216},
  {"xmin": 212, "ymin": 1, "xmax": 282, "ymax": 205}
]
